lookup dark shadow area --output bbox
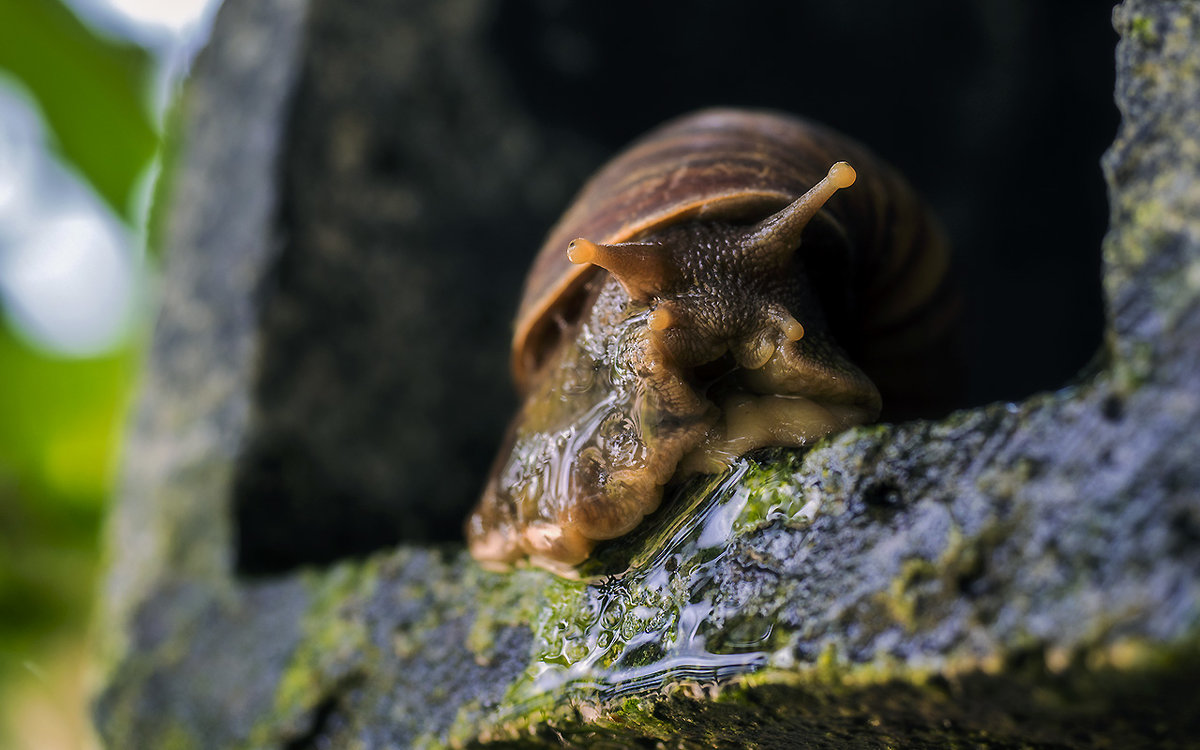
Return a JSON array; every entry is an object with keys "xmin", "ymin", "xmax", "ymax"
[{"xmin": 234, "ymin": 0, "xmax": 1116, "ymax": 574}]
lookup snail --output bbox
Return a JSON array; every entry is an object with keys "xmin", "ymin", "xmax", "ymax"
[{"xmin": 467, "ymin": 109, "xmax": 959, "ymax": 575}]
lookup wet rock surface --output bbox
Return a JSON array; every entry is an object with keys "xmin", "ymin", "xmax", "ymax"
[{"xmin": 95, "ymin": 0, "xmax": 1197, "ymax": 748}]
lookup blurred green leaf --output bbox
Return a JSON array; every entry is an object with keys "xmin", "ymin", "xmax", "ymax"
[
  {"xmin": 0, "ymin": 323, "xmax": 135, "ymax": 673},
  {"xmin": 0, "ymin": 327, "xmax": 135, "ymax": 498},
  {"xmin": 0, "ymin": 0, "xmax": 159, "ymax": 221}
]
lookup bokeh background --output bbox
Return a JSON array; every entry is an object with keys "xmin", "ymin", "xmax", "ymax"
[{"xmin": 0, "ymin": 1, "xmax": 221, "ymax": 746}]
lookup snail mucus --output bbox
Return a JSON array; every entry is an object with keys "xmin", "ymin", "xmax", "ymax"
[{"xmin": 467, "ymin": 109, "xmax": 957, "ymax": 575}]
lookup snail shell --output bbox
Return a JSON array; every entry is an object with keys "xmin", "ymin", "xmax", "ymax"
[{"xmin": 468, "ymin": 108, "xmax": 958, "ymax": 575}]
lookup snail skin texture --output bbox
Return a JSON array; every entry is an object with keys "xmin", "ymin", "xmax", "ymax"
[{"xmin": 467, "ymin": 109, "xmax": 958, "ymax": 575}]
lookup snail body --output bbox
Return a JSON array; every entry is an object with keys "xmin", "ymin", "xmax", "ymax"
[{"xmin": 467, "ymin": 109, "xmax": 958, "ymax": 574}]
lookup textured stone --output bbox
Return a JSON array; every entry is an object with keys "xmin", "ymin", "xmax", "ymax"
[{"xmin": 95, "ymin": 0, "xmax": 1198, "ymax": 748}]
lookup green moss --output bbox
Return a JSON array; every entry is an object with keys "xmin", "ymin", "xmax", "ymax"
[
  {"xmin": 1129, "ymin": 14, "xmax": 1159, "ymax": 46},
  {"xmin": 158, "ymin": 722, "xmax": 203, "ymax": 750},
  {"xmin": 248, "ymin": 561, "xmax": 377, "ymax": 747},
  {"xmin": 466, "ymin": 567, "xmax": 577, "ymax": 662},
  {"xmin": 883, "ymin": 557, "xmax": 939, "ymax": 629}
]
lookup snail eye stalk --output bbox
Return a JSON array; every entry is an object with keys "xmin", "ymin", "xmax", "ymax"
[
  {"xmin": 567, "ymin": 238, "xmax": 676, "ymax": 302},
  {"xmin": 743, "ymin": 161, "xmax": 857, "ymax": 266}
]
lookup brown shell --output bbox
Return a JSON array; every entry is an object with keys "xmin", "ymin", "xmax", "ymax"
[{"xmin": 513, "ymin": 108, "xmax": 959, "ymax": 417}]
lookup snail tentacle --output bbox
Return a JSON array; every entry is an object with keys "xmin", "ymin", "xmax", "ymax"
[
  {"xmin": 744, "ymin": 161, "xmax": 857, "ymax": 265},
  {"xmin": 766, "ymin": 303, "xmax": 806, "ymax": 342},
  {"xmin": 567, "ymin": 238, "xmax": 676, "ymax": 302}
]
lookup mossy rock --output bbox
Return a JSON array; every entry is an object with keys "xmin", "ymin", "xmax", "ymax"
[{"xmin": 95, "ymin": 0, "xmax": 1199, "ymax": 747}]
